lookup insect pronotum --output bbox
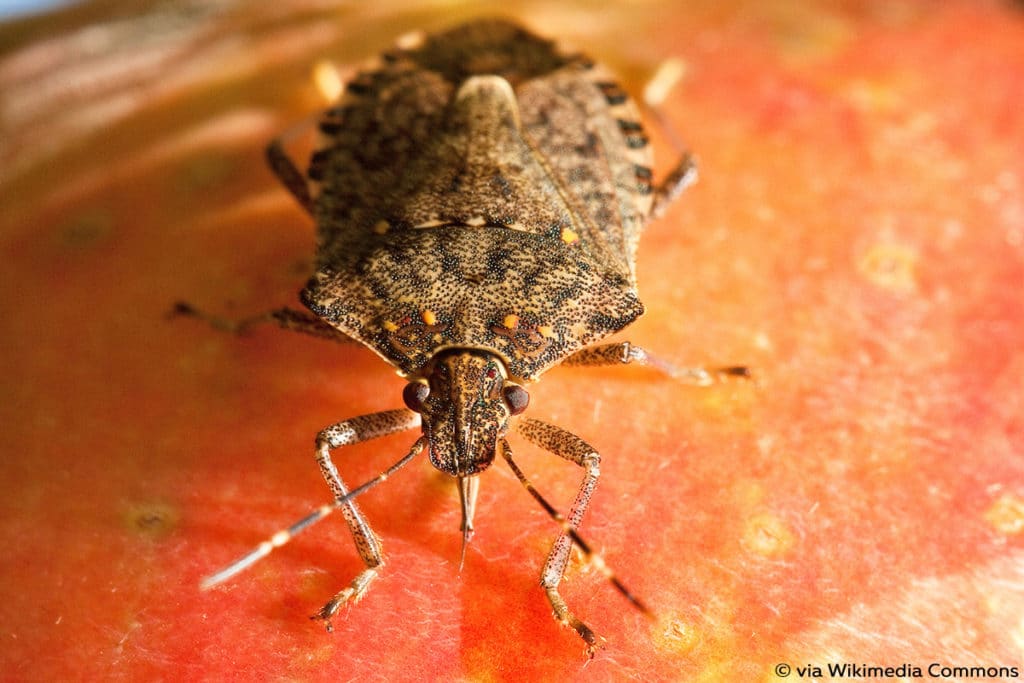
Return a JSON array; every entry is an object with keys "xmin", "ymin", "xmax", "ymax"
[{"xmin": 181, "ymin": 19, "xmax": 747, "ymax": 656}]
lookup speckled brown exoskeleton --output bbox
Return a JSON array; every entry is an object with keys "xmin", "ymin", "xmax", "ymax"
[{"xmin": 181, "ymin": 19, "xmax": 747, "ymax": 655}]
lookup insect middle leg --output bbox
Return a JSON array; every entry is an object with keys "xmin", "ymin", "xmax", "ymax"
[
  {"xmin": 513, "ymin": 418, "xmax": 604, "ymax": 651},
  {"xmin": 562, "ymin": 341, "xmax": 750, "ymax": 385},
  {"xmin": 172, "ymin": 302, "xmax": 355, "ymax": 345},
  {"xmin": 309, "ymin": 409, "xmax": 422, "ymax": 630}
]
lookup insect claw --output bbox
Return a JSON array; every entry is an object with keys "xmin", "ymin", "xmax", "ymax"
[
  {"xmin": 312, "ymin": 600, "xmax": 341, "ymax": 632},
  {"xmin": 720, "ymin": 365, "xmax": 753, "ymax": 379},
  {"xmin": 169, "ymin": 301, "xmax": 195, "ymax": 318},
  {"xmin": 577, "ymin": 625, "xmax": 605, "ymax": 661}
]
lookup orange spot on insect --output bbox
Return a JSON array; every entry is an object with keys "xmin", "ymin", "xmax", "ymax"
[
  {"xmin": 421, "ymin": 310, "xmax": 437, "ymax": 325},
  {"xmin": 383, "ymin": 320, "xmax": 398, "ymax": 332},
  {"xmin": 560, "ymin": 227, "xmax": 579, "ymax": 244},
  {"xmin": 502, "ymin": 314, "xmax": 520, "ymax": 329},
  {"xmin": 372, "ymin": 220, "xmax": 390, "ymax": 235},
  {"xmin": 537, "ymin": 325, "xmax": 554, "ymax": 339}
]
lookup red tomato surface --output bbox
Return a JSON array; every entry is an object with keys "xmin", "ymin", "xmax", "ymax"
[{"xmin": 2, "ymin": 2, "xmax": 1022, "ymax": 680}]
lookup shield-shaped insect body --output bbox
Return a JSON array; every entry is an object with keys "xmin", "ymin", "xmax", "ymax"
[{"xmin": 189, "ymin": 18, "xmax": 744, "ymax": 656}]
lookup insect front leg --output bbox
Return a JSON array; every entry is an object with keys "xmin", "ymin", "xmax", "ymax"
[
  {"xmin": 310, "ymin": 409, "xmax": 422, "ymax": 630},
  {"xmin": 514, "ymin": 418, "xmax": 603, "ymax": 652},
  {"xmin": 562, "ymin": 341, "xmax": 750, "ymax": 385}
]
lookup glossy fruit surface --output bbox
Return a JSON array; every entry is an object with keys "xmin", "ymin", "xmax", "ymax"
[{"xmin": 2, "ymin": 2, "xmax": 1022, "ymax": 680}]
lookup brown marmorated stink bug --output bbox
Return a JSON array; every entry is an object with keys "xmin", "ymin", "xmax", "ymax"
[{"xmin": 179, "ymin": 19, "xmax": 747, "ymax": 655}]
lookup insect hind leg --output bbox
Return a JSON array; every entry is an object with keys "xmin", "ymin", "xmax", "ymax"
[
  {"xmin": 638, "ymin": 58, "xmax": 700, "ymax": 219},
  {"xmin": 650, "ymin": 152, "xmax": 697, "ymax": 219},
  {"xmin": 266, "ymin": 128, "xmax": 314, "ymax": 214}
]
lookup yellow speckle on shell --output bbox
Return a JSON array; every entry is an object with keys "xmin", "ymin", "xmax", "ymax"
[
  {"xmin": 502, "ymin": 314, "xmax": 520, "ymax": 329},
  {"xmin": 421, "ymin": 310, "xmax": 437, "ymax": 325},
  {"xmin": 560, "ymin": 227, "xmax": 579, "ymax": 244}
]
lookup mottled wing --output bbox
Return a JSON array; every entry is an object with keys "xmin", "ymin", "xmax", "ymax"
[
  {"xmin": 302, "ymin": 20, "xmax": 655, "ymax": 379},
  {"xmin": 517, "ymin": 64, "xmax": 656, "ymax": 284},
  {"xmin": 307, "ymin": 42, "xmax": 455, "ymax": 244},
  {"xmin": 309, "ymin": 21, "xmax": 576, "ymax": 255}
]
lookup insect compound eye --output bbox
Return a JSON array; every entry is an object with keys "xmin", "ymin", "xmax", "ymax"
[
  {"xmin": 502, "ymin": 384, "xmax": 530, "ymax": 415},
  {"xmin": 402, "ymin": 381, "xmax": 430, "ymax": 413}
]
